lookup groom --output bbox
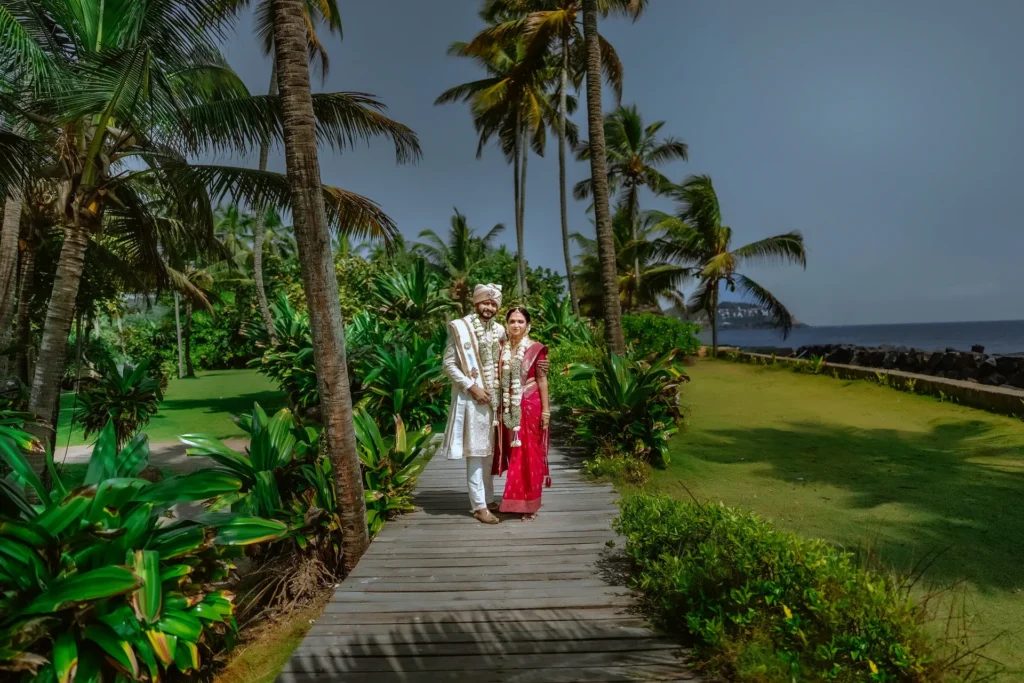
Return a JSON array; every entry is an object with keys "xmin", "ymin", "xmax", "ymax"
[{"xmin": 441, "ymin": 284, "xmax": 506, "ymax": 524}]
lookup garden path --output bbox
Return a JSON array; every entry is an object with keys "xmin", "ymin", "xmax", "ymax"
[{"xmin": 276, "ymin": 444, "xmax": 703, "ymax": 682}]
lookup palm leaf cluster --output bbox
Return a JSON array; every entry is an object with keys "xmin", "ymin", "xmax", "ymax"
[{"xmin": 414, "ymin": 208, "xmax": 505, "ymax": 313}]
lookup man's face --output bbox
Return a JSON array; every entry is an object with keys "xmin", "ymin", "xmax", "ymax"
[{"xmin": 475, "ymin": 299, "xmax": 499, "ymax": 320}]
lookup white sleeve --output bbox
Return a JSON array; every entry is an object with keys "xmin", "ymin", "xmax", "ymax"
[{"xmin": 443, "ymin": 327, "xmax": 475, "ymax": 392}]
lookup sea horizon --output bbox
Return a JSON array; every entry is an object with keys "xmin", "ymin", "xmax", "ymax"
[{"xmin": 700, "ymin": 319, "xmax": 1024, "ymax": 356}]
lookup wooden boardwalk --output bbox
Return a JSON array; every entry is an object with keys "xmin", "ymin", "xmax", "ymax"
[{"xmin": 278, "ymin": 446, "xmax": 700, "ymax": 682}]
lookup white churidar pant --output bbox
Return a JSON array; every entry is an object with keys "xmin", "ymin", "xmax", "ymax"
[{"xmin": 466, "ymin": 453, "xmax": 495, "ymax": 512}]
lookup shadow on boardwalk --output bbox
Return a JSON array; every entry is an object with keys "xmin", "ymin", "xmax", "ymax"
[{"xmin": 276, "ymin": 443, "xmax": 702, "ymax": 682}]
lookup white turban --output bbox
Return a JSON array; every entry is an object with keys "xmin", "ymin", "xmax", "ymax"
[{"xmin": 473, "ymin": 283, "xmax": 503, "ymax": 306}]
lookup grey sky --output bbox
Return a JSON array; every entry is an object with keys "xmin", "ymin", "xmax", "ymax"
[{"xmin": 216, "ymin": 1, "xmax": 1024, "ymax": 326}]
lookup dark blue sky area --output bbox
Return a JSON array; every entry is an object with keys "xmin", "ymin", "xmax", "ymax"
[{"xmin": 215, "ymin": 1, "xmax": 1024, "ymax": 326}]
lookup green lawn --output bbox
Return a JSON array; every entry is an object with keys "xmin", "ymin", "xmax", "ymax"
[
  {"xmin": 653, "ymin": 359, "xmax": 1024, "ymax": 676},
  {"xmin": 56, "ymin": 369, "xmax": 287, "ymax": 447}
]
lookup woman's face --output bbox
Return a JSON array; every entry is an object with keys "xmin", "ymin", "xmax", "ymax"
[{"xmin": 507, "ymin": 311, "xmax": 528, "ymax": 339}]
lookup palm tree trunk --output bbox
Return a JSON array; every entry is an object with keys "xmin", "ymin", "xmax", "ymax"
[
  {"xmin": 710, "ymin": 283, "xmax": 719, "ymax": 358},
  {"xmin": 184, "ymin": 298, "xmax": 194, "ymax": 378},
  {"xmin": 174, "ymin": 292, "xmax": 184, "ymax": 379},
  {"xmin": 254, "ymin": 60, "xmax": 280, "ymax": 346},
  {"xmin": 629, "ymin": 187, "xmax": 641, "ymax": 310},
  {"xmin": 272, "ymin": 0, "xmax": 370, "ymax": 572},
  {"xmin": 558, "ymin": 35, "xmax": 580, "ymax": 317},
  {"xmin": 27, "ymin": 222, "xmax": 90, "ymax": 457},
  {"xmin": 512, "ymin": 110, "xmax": 526, "ymax": 296},
  {"xmin": 519, "ymin": 124, "xmax": 529, "ymax": 297},
  {"xmin": 16, "ymin": 241, "xmax": 36, "ymax": 384},
  {"xmin": 582, "ymin": 0, "xmax": 626, "ymax": 354},
  {"xmin": 0, "ymin": 192, "xmax": 22, "ymax": 378}
]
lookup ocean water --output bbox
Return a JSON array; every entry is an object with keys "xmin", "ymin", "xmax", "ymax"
[{"xmin": 701, "ymin": 320, "xmax": 1024, "ymax": 356}]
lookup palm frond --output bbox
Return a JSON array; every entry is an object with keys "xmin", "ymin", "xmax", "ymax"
[
  {"xmin": 732, "ymin": 232, "xmax": 807, "ymax": 269},
  {"xmin": 734, "ymin": 274, "xmax": 796, "ymax": 338}
]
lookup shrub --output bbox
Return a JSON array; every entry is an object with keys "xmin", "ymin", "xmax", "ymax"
[
  {"xmin": 615, "ymin": 494, "xmax": 949, "ymax": 683},
  {"xmin": 0, "ymin": 420, "xmax": 287, "ymax": 682},
  {"xmin": 568, "ymin": 351, "xmax": 688, "ymax": 468},
  {"xmin": 359, "ymin": 339, "xmax": 446, "ymax": 432},
  {"xmin": 249, "ymin": 294, "xmax": 320, "ymax": 410},
  {"xmin": 354, "ymin": 409, "xmax": 436, "ymax": 537},
  {"xmin": 533, "ymin": 294, "xmax": 596, "ymax": 347},
  {"xmin": 547, "ymin": 341, "xmax": 603, "ymax": 412},
  {"xmin": 623, "ymin": 314, "xmax": 701, "ymax": 360},
  {"xmin": 74, "ymin": 358, "xmax": 163, "ymax": 447}
]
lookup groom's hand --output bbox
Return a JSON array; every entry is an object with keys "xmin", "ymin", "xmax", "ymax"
[{"xmin": 468, "ymin": 386, "xmax": 491, "ymax": 405}]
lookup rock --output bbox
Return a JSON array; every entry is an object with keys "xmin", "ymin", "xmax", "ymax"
[
  {"xmin": 982, "ymin": 373, "xmax": 1006, "ymax": 386},
  {"xmin": 972, "ymin": 344, "xmax": 985, "ymax": 354},
  {"xmin": 1005, "ymin": 372, "xmax": 1024, "ymax": 389}
]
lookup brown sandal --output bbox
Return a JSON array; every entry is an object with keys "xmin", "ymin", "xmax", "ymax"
[{"xmin": 473, "ymin": 509, "xmax": 500, "ymax": 525}]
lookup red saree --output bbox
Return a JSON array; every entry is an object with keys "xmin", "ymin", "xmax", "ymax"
[{"xmin": 493, "ymin": 341, "xmax": 550, "ymax": 514}]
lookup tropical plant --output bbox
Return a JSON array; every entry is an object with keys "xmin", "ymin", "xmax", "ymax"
[
  {"xmin": 574, "ymin": 204, "xmax": 691, "ymax": 315},
  {"xmin": 181, "ymin": 404, "xmax": 343, "ymax": 611},
  {"xmin": 415, "ymin": 209, "xmax": 504, "ymax": 313},
  {"xmin": 654, "ymin": 175, "xmax": 807, "ymax": 357},
  {"xmin": 373, "ymin": 259, "xmax": 455, "ymax": 325},
  {"xmin": 569, "ymin": 349, "xmax": 687, "ymax": 468},
  {"xmin": 579, "ymin": 0, "xmax": 649, "ymax": 353},
  {"xmin": 360, "ymin": 340, "xmax": 446, "ymax": 432},
  {"xmin": 249, "ymin": 294, "xmax": 319, "ymax": 411},
  {"xmin": 533, "ymin": 292, "xmax": 595, "ymax": 346},
  {"xmin": 353, "ymin": 409, "xmax": 435, "ymax": 537},
  {"xmin": 0, "ymin": 0, "xmax": 418, "ymax": 463},
  {"xmin": 0, "ymin": 420, "xmax": 288, "ymax": 682},
  {"xmin": 575, "ymin": 104, "xmax": 687, "ymax": 295},
  {"xmin": 74, "ymin": 358, "xmax": 163, "ymax": 448}
]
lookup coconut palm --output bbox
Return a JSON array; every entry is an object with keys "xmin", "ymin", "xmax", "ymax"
[
  {"xmin": 578, "ymin": 0, "xmax": 648, "ymax": 352},
  {"xmin": 437, "ymin": 22, "xmax": 571, "ymax": 297},
  {"xmin": 0, "ymin": 0, "xmax": 419, "ymax": 461},
  {"xmin": 467, "ymin": 0, "xmax": 627, "ymax": 316},
  {"xmin": 415, "ymin": 208, "xmax": 505, "ymax": 313},
  {"xmin": 269, "ymin": 0, "xmax": 422, "ymax": 571},
  {"xmin": 573, "ymin": 203, "xmax": 690, "ymax": 316},
  {"xmin": 575, "ymin": 104, "xmax": 687, "ymax": 294},
  {"xmin": 655, "ymin": 175, "xmax": 807, "ymax": 357}
]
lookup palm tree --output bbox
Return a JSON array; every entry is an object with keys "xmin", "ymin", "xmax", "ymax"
[
  {"xmin": 655, "ymin": 175, "xmax": 807, "ymax": 357},
  {"xmin": 415, "ymin": 208, "xmax": 505, "ymax": 313},
  {"xmin": 248, "ymin": 0, "xmax": 343, "ymax": 346},
  {"xmin": 468, "ymin": 0, "xmax": 627, "ymax": 316},
  {"xmin": 575, "ymin": 104, "xmax": 687, "ymax": 294},
  {"xmin": 573, "ymin": 203, "xmax": 690, "ymax": 316},
  {"xmin": 580, "ymin": 0, "xmax": 647, "ymax": 352},
  {"xmin": 1, "ymin": 0, "xmax": 418, "ymax": 461},
  {"xmin": 270, "ymin": 0, "xmax": 422, "ymax": 572},
  {"xmin": 437, "ymin": 25, "xmax": 560, "ymax": 296}
]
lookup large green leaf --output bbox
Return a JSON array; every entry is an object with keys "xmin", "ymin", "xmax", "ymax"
[
  {"xmin": 204, "ymin": 514, "xmax": 289, "ymax": 546},
  {"xmin": 178, "ymin": 435, "xmax": 254, "ymax": 481},
  {"xmin": 53, "ymin": 631, "xmax": 78, "ymax": 683},
  {"xmin": 0, "ymin": 538, "xmax": 48, "ymax": 590},
  {"xmin": 130, "ymin": 550, "xmax": 162, "ymax": 625},
  {"xmin": 84, "ymin": 623, "xmax": 139, "ymax": 679},
  {"xmin": 145, "ymin": 628, "xmax": 178, "ymax": 666},
  {"xmin": 83, "ymin": 421, "xmax": 119, "ymax": 486},
  {"xmin": 34, "ymin": 489, "xmax": 95, "ymax": 536},
  {"xmin": 156, "ymin": 609, "xmax": 203, "ymax": 642},
  {"xmin": 25, "ymin": 566, "xmax": 141, "ymax": 614},
  {"xmin": 137, "ymin": 470, "xmax": 243, "ymax": 503},
  {"xmin": 148, "ymin": 526, "xmax": 212, "ymax": 560},
  {"xmin": 115, "ymin": 433, "xmax": 151, "ymax": 478},
  {"xmin": 0, "ymin": 436, "xmax": 50, "ymax": 506}
]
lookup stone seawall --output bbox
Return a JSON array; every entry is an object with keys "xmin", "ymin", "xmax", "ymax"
[
  {"xmin": 720, "ymin": 349, "xmax": 1024, "ymax": 418},
  {"xmin": 742, "ymin": 344, "xmax": 1024, "ymax": 390}
]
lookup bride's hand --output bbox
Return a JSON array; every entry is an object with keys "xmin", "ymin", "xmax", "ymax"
[{"xmin": 541, "ymin": 413, "xmax": 550, "ymax": 430}]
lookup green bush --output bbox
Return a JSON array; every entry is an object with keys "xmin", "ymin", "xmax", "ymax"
[
  {"xmin": 615, "ymin": 494, "xmax": 948, "ymax": 682},
  {"xmin": 74, "ymin": 358, "xmax": 163, "ymax": 447},
  {"xmin": 623, "ymin": 314, "xmax": 701, "ymax": 360},
  {"xmin": 0, "ymin": 420, "xmax": 288, "ymax": 682},
  {"xmin": 359, "ymin": 338, "xmax": 446, "ymax": 432},
  {"xmin": 547, "ymin": 341, "xmax": 603, "ymax": 411},
  {"xmin": 568, "ymin": 350, "xmax": 688, "ymax": 468}
]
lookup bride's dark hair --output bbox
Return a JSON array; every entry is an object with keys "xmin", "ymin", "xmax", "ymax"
[{"xmin": 505, "ymin": 306, "xmax": 531, "ymax": 324}]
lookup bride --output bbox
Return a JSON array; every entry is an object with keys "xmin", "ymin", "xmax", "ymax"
[{"xmin": 492, "ymin": 307, "xmax": 551, "ymax": 521}]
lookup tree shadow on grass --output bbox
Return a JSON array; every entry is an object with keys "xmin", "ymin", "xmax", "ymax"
[
  {"xmin": 690, "ymin": 419, "xmax": 1024, "ymax": 592},
  {"xmin": 150, "ymin": 391, "xmax": 288, "ymax": 424}
]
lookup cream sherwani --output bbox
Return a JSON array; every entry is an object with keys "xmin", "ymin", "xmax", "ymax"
[{"xmin": 441, "ymin": 314, "xmax": 506, "ymax": 511}]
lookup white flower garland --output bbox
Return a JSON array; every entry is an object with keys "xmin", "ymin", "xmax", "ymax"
[
  {"xmin": 501, "ymin": 337, "xmax": 529, "ymax": 447},
  {"xmin": 470, "ymin": 314, "xmax": 500, "ymax": 424}
]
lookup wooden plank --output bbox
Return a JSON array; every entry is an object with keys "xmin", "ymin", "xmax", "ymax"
[
  {"xmin": 281, "ymin": 649, "xmax": 683, "ymax": 673},
  {"xmin": 279, "ymin": 664, "xmax": 698, "ymax": 682},
  {"xmin": 308, "ymin": 608, "xmax": 643, "ymax": 626},
  {"xmin": 330, "ymin": 587, "xmax": 631, "ymax": 603},
  {"xmin": 321, "ymin": 595, "xmax": 637, "ymax": 613},
  {"xmin": 292, "ymin": 637, "xmax": 679, "ymax": 657},
  {"xmin": 302, "ymin": 623, "xmax": 659, "ymax": 641}
]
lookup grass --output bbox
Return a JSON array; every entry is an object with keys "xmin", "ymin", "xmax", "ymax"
[
  {"xmin": 55, "ymin": 369, "xmax": 286, "ymax": 447},
  {"xmin": 214, "ymin": 593, "xmax": 330, "ymax": 683},
  {"xmin": 648, "ymin": 359, "xmax": 1024, "ymax": 677}
]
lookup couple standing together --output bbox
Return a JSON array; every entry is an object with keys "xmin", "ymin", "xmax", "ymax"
[{"xmin": 441, "ymin": 284, "xmax": 551, "ymax": 524}]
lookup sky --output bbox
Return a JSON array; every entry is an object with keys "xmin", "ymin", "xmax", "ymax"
[{"xmin": 214, "ymin": 0, "xmax": 1024, "ymax": 327}]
